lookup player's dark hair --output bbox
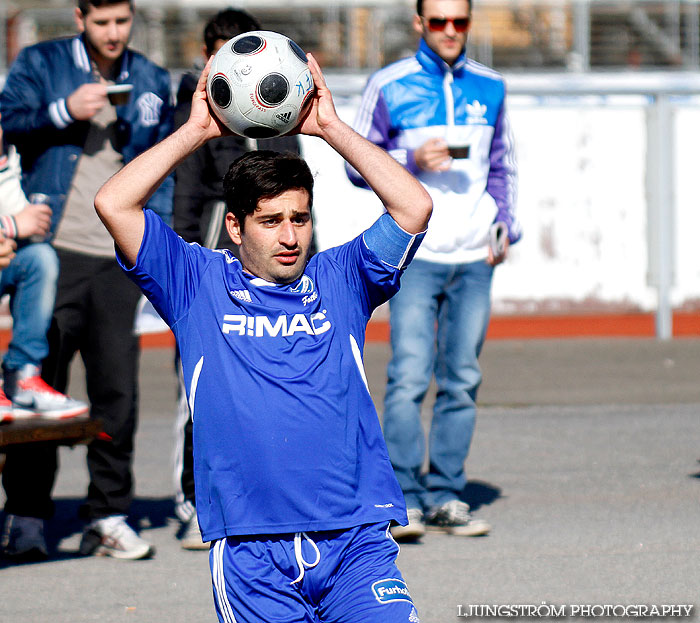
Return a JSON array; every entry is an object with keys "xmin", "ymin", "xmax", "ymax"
[
  {"xmin": 203, "ymin": 8, "xmax": 261, "ymax": 55},
  {"xmin": 223, "ymin": 151, "xmax": 314, "ymax": 231},
  {"xmin": 416, "ymin": 0, "xmax": 471, "ymax": 15},
  {"xmin": 78, "ymin": 0, "xmax": 134, "ymax": 15}
]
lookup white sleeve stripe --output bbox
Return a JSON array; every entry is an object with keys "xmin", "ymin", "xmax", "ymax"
[
  {"xmin": 354, "ymin": 58, "xmax": 421, "ymax": 137},
  {"xmin": 466, "ymin": 58, "xmax": 504, "ymax": 81},
  {"xmin": 48, "ymin": 100, "xmax": 70, "ymax": 129},
  {"xmin": 72, "ymin": 37, "xmax": 91, "ymax": 73},
  {"xmin": 396, "ymin": 233, "xmax": 421, "ymax": 270},
  {"xmin": 58, "ymin": 99, "xmax": 72, "ymax": 125}
]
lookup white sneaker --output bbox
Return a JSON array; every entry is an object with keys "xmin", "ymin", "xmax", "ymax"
[
  {"xmin": 180, "ymin": 513, "xmax": 209, "ymax": 551},
  {"xmin": 390, "ymin": 508, "xmax": 426, "ymax": 541},
  {"xmin": 426, "ymin": 500, "xmax": 491, "ymax": 537},
  {"xmin": 6, "ymin": 364, "xmax": 88, "ymax": 419},
  {"xmin": 80, "ymin": 515, "xmax": 154, "ymax": 560}
]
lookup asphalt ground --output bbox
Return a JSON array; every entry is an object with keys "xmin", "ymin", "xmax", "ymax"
[{"xmin": 1, "ymin": 337, "xmax": 699, "ymax": 623}]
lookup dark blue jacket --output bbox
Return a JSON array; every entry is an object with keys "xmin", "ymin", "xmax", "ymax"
[{"xmin": 0, "ymin": 34, "xmax": 174, "ymax": 234}]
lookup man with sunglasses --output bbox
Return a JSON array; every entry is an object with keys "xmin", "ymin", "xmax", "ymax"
[{"xmin": 348, "ymin": 0, "xmax": 521, "ymax": 541}]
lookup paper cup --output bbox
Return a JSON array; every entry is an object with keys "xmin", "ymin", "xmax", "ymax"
[{"xmin": 106, "ymin": 84, "xmax": 133, "ymax": 106}]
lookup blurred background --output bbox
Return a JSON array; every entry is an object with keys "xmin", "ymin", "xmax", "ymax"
[
  {"xmin": 4, "ymin": 0, "xmax": 700, "ymax": 73},
  {"xmin": 2, "ymin": 0, "xmax": 700, "ymax": 338}
]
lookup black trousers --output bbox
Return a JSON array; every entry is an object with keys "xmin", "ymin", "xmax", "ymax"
[{"xmin": 2, "ymin": 249, "xmax": 140, "ymax": 520}]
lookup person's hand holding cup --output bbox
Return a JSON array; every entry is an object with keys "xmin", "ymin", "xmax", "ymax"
[
  {"xmin": 106, "ymin": 84, "xmax": 133, "ymax": 106},
  {"xmin": 26, "ymin": 193, "xmax": 52, "ymax": 243}
]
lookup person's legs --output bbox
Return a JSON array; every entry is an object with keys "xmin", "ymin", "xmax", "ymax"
[
  {"xmin": 1, "ymin": 246, "xmax": 77, "ymax": 558},
  {"xmin": 382, "ymin": 260, "xmax": 446, "ymax": 511},
  {"xmin": 0, "ymin": 243, "xmax": 85, "ymax": 418},
  {"xmin": 73, "ymin": 257, "xmax": 151, "ymax": 559},
  {"xmin": 40, "ymin": 249, "xmax": 88, "ymax": 398},
  {"xmin": 425, "ymin": 259, "xmax": 493, "ymax": 507},
  {"xmin": 0, "ymin": 243, "xmax": 58, "ymax": 370},
  {"xmin": 2, "ymin": 442, "xmax": 59, "ymax": 520},
  {"xmin": 80, "ymin": 258, "xmax": 140, "ymax": 521}
]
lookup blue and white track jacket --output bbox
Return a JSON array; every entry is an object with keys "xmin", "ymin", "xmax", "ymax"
[{"xmin": 348, "ymin": 40, "xmax": 521, "ymax": 264}]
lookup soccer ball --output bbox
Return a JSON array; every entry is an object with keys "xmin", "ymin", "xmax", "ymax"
[{"xmin": 206, "ymin": 31, "xmax": 315, "ymax": 139}]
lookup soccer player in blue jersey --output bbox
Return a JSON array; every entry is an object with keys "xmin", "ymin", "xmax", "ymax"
[{"xmin": 95, "ymin": 53, "xmax": 432, "ymax": 623}]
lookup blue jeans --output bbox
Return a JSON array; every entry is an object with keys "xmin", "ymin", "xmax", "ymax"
[
  {"xmin": 0, "ymin": 242, "xmax": 58, "ymax": 370},
  {"xmin": 382, "ymin": 258, "xmax": 493, "ymax": 511}
]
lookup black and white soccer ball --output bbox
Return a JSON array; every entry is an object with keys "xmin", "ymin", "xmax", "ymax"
[{"xmin": 206, "ymin": 31, "xmax": 315, "ymax": 139}]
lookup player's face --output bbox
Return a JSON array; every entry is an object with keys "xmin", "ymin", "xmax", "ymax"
[
  {"xmin": 227, "ymin": 189, "xmax": 313, "ymax": 285},
  {"xmin": 414, "ymin": 0, "xmax": 471, "ymax": 65},
  {"xmin": 75, "ymin": 2, "xmax": 134, "ymax": 70}
]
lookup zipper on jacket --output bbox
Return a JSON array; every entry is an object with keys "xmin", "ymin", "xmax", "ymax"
[{"xmin": 443, "ymin": 69, "xmax": 455, "ymax": 127}]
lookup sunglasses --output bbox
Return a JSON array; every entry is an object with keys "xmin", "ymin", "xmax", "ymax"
[{"xmin": 423, "ymin": 16, "xmax": 470, "ymax": 32}]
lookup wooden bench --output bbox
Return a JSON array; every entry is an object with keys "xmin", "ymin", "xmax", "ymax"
[{"xmin": 0, "ymin": 416, "xmax": 101, "ymax": 471}]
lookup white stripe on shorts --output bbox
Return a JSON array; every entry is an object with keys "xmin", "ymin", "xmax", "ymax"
[{"xmin": 212, "ymin": 539, "xmax": 237, "ymax": 623}]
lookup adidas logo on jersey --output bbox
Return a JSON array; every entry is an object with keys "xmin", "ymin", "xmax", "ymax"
[
  {"xmin": 230, "ymin": 289, "xmax": 252, "ymax": 303},
  {"xmin": 222, "ymin": 311, "xmax": 331, "ymax": 338}
]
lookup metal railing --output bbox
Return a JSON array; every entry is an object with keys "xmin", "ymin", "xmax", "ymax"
[{"xmin": 500, "ymin": 71, "xmax": 700, "ymax": 339}]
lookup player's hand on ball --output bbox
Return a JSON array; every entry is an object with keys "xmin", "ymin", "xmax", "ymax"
[
  {"xmin": 190, "ymin": 57, "xmax": 231, "ymax": 140},
  {"xmin": 295, "ymin": 54, "xmax": 340, "ymax": 138},
  {"xmin": 67, "ymin": 83, "xmax": 108, "ymax": 120}
]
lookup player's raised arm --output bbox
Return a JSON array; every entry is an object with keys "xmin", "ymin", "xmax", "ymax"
[
  {"xmin": 298, "ymin": 54, "xmax": 432, "ymax": 235},
  {"xmin": 95, "ymin": 57, "xmax": 228, "ymax": 265}
]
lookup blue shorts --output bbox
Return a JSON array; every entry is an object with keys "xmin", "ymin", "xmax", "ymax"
[{"xmin": 209, "ymin": 522, "xmax": 420, "ymax": 623}]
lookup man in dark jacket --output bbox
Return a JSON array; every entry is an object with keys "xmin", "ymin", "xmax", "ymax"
[
  {"xmin": 0, "ymin": 0, "xmax": 173, "ymax": 561},
  {"xmin": 171, "ymin": 7, "xmax": 304, "ymax": 549}
]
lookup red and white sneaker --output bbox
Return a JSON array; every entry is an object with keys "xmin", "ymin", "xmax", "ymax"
[
  {"xmin": 0, "ymin": 387, "xmax": 13, "ymax": 423},
  {"xmin": 7, "ymin": 364, "xmax": 88, "ymax": 419},
  {"xmin": 0, "ymin": 385, "xmax": 32, "ymax": 422}
]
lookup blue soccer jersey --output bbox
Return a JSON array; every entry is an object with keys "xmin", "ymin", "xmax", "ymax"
[{"xmin": 120, "ymin": 210, "xmax": 424, "ymax": 541}]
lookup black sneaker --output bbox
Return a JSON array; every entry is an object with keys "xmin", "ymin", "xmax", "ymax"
[
  {"xmin": 426, "ymin": 500, "xmax": 491, "ymax": 536},
  {"xmin": 0, "ymin": 514, "xmax": 49, "ymax": 561}
]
